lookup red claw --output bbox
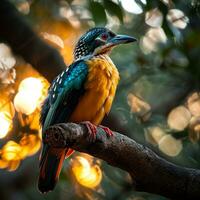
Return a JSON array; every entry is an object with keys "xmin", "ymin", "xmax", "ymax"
[
  {"xmin": 98, "ymin": 125, "xmax": 113, "ymax": 137},
  {"xmin": 80, "ymin": 122, "xmax": 113, "ymax": 141},
  {"xmin": 80, "ymin": 121, "xmax": 97, "ymax": 141}
]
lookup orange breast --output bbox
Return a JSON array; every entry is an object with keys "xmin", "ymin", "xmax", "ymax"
[{"xmin": 69, "ymin": 55, "xmax": 119, "ymax": 125}]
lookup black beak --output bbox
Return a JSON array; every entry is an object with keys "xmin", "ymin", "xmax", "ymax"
[{"xmin": 109, "ymin": 34, "xmax": 137, "ymax": 46}]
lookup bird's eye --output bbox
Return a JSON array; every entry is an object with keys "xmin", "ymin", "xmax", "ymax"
[{"xmin": 101, "ymin": 33, "xmax": 108, "ymax": 41}]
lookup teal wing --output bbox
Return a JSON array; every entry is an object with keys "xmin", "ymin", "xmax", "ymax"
[
  {"xmin": 38, "ymin": 60, "xmax": 88, "ymax": 193},
  {"xmin": 40, "ymin": 60, "xmax": 88, "ymax": 133}
]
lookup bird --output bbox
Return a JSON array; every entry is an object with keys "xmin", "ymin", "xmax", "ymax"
[{"xmin": 38, "ymin": 27, "xmax": 136, "ymax": 193}]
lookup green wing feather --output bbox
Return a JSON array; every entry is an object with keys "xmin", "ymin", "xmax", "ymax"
[{"xmin": 41, "ymin": 60, "xmax": 88, "ymax": 133}]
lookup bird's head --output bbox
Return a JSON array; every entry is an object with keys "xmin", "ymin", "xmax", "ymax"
[{"xmin": 74, "ymin": 27, "xmax": 137, "ymax": 60}]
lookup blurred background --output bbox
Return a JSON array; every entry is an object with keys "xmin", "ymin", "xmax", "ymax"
[{"xmin": 0, "ymin": 0, "xmax": 200, "ymax": 199}]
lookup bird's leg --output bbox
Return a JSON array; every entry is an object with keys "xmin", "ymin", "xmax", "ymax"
[
  {"xmin": 80, "ymin": 121, "xmax": 97, "ymax": 142},
  {"xmin": 80, "ymin": 122, "xmax": 113, "ymax": 141},
  {"xmin": 98, "ymin": 125, "xmax": 113, "ymax": 137}
]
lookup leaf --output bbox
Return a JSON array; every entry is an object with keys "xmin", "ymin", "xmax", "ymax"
[
  {"xmin": 89, "ymin": 1, "xmax": 107, "ymax": 26},
  {"xmin": 103, "ymin": 0, "xmax": 123, "ymax": 23}
]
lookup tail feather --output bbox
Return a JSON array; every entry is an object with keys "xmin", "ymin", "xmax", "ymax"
[{"xmin": 38, "ymin": 144, "xmax": 67, "ymax": 193}]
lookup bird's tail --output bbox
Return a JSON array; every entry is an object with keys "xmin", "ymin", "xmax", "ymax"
[{"xmin": 38, "ymin": 144, "xmax": 67, "ymax": 193}]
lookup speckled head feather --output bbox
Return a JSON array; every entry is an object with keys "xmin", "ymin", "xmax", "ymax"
[{"xmin": 74, "ymin": 27, "xmax": 116, "ymax": 60}]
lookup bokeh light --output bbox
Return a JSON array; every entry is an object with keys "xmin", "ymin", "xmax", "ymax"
[
  {"xmin": 127, "ymin": 93, "xmax": 151, "ymax": 121},
  {"xmin": 120, "ymin": 0, "xmax": 143, "ymax": 15},
  {"xmin": 0, "ymin": 43, "xmax": 16, "ymax": 70},
  {"xmin": 0, "ymin": 134, "xmax": 41, "ymax": 171},
  {"xmin": 59, "ymin": 5, "xmax": 81, "ymax": 28},
  {"xmin": 189, "ymin": 116, "xmax": 200, "ymax": 142},
  {"xmin": 18, "ymin": 77, "xmax": 43, "ymax": 95},
  {"xmin": 16, "ymin": 0, "xmax": 30, "ymax": 15},
  {"xmin": 41, "ymin": 32, "xmax": 64, "ymax": 49},
  {"xmin": 167, "ymin": 106, "xmax": 191, "ymax": 131},
  {"xmin": 145, "ymin": 126, "xmax": 166, "ymax": 146},
  {"xmin": 145, "ymin": 8, "xmax": 163, "ymax": 27},
  {"xmin": 0, "ymin": 101, "xmax": 15, "ymax": 139},
  {"xmin": 0, "ymin": 75, "xmax": 47, "ymax": 171},
  {"xmin": 158, "ymin": 135, "xmax": 182, "ymax": 157},
  {"xmin": 14, "ymin": 77, "xmax": 47, "ymax": 115},
  {"xmin": 140, "ymin": 27, "xmax": 167, "ymax": 54},
  {"xmin": 187, "ymin": 92, "xmax": 200, "ymax": 117},
  {"xmin": 14, "ymin": 92, "xmax": 38, "ymax": 115},
  {"xmin": 0, "ymin": 112, "xmax": 12, "ymax": 139},
  {"xmin": 20, "ymin": 134, "xmax": 41, "ymax": 157},
  {"xmin": 72, "ymin": 156, "xmax": 102, "ymax": 189},
  {"xmin": 145, "ymin": 126, "xmax": 183, "ymax": 157},
  {"xmin": 167, "ymin": 9, "xmax": 189, "ymax": 29},
  {"xmin": 1, "ymin": 141, "xmax": 22, "ymax": 161},
  {"xmin": 0, "ymin": 141, "xmax": 22, "ymax": 171}
]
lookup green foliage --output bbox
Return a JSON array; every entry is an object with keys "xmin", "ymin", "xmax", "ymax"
[
  {"xmin": 89, "ymin": 1, "xmax": 107, "ymax": 26},
  {"xmin": 103, "ymin": 0, "xmax": 124, "ymax": 23}
]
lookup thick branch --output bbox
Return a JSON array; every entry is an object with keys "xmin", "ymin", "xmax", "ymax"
[
  {"xmin": 0, "ymin": 0, "xmax": 66, "ymax": 81},
  {"xmin": 44, "ymin": 123, "xmax": 200, "ymax": 200}
]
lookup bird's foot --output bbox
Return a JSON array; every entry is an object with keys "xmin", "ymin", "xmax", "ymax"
[
  {"xmin": 80, "ymin": 122, "xmax": 113, "ymax": 141},
  {"xmin": 80, "ymin": 121, "xmax": 97, "ymax": 142},
  {"xmin": 98, "ymin": 125, "xmax": 113, "ymax": 137}
]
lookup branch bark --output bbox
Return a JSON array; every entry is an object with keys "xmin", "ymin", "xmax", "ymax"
[
  {"xmin": 0, "ymin": 0, "xmax": 66, "ymax": 81},
  {"xmin": 44, "ymin": 123, "xmax": 200, "ymax": 200}
]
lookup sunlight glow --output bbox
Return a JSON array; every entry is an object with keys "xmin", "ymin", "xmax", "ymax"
[
  {"xmin": 189, "ymin": 116, "xmax": 200, "ymax": 143},
  {"xmin": 20, "ymin": 134, "xmax": 41, "ymax": 157},
  {"xmin": 41, "ymin": 32, "xmax": 64, "ymax": 49},
  {"xmin": 14, "ymin": 92, "xmax": 37, "ymax": 115},
  {"xmin": 167, "ymin": 106, "xmax": 191, "ymax": 131},
  {"xmin": 145, "ymin": 126, "xmax": 166, "ymax": 145},
  {"xmin": 120, "ymin": 0, "xmax": 143, "ymax": 14},
  {"xmin": 167, "ymin": 9, "xmax": 189, "ymax": 29},
  {"xmin": 127, "ymin": 93, "xmax": 151, "ymax": 121},
  {"xmin": 18, "ymin": 77, "xmax": 43, "ymax": 95},
  {"xmin": 16, "ymin": 0, "xmax": 30, "ymax": 15},
  {"xmin": 0, "ymin": 112, "xmax": 12, "ymax": 139},
  {"xmin": 158, "ymin": 135, "xmax": 182, "ymax": 157},
  {"xmin": 0, "ymin": 43, "xmax": 16, "ymax": 70},
  {"xmin": 140, "ymin": 27, "xmax": 167, "ymax": 54},
  {"xmin": 14, "ymin": 77, "xmax": 47, "ymax": 115},
  {"xmin": 145, "ymin": 8, "xmax": 163, "ymax": 27},
  {"xmin": 187, "ymin": 92, "xmax": 200, "ymax": 117},
  {"xmin": 0, "ymin": 134, "xmax": 41, "ymax": 171},
  {"xmin": 140, "ymin": 0, "xmax": 146, "ymax": 4},
  {"xmin": 72, "ymin": 156, "xmax": 102, "ymax": 188},
  {"xmin": 2, "ymin": 141, "xmax": 22, "ymax": 161}
]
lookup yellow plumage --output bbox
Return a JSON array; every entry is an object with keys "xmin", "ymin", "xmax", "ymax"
[{"xmin": 70, "ymin": 55, "xmax": 119, "ymax": 125}]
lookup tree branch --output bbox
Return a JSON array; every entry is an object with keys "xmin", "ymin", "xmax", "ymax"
[
  {"xmin": 0, "ymin": 0, "xmax": 66, "ymax": 81},
  {"xmin": 44, "ymin": 123, "xmax": 200, "ymax": 200}
]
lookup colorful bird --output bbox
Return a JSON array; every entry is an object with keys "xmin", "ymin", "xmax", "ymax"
[{"xmin": 38, "ymin": 27, "xmax": 136, "ymax": 193}]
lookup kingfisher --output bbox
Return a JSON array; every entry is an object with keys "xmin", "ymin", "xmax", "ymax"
[{"xmin": 38, "ymin": 27, "xmax": 136, "ymax": 193}]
